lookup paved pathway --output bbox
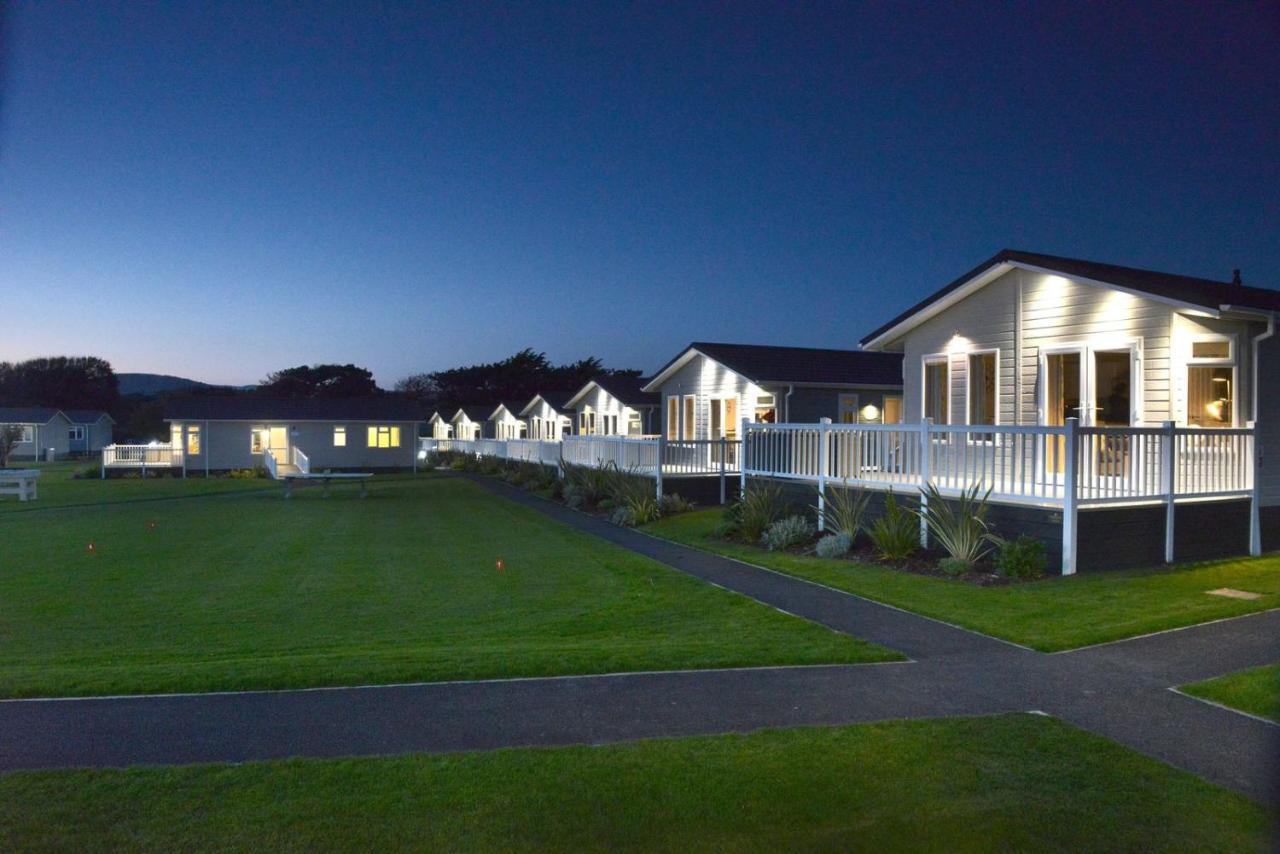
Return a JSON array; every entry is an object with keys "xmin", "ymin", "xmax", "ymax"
[{"xmin": 0, "ymin": 475, "xmax": 1275, "ymax": 807}]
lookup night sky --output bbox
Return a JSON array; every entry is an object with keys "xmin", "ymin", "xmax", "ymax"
[{"xmin": 2, "ymin": 2, "xmax": 1276, "ymax": 386}]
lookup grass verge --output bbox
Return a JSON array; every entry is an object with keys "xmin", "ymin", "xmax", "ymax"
[
  {"xmin": 1181, "ymin": 664, "xmax": 1280, "ymax": 723},
  {"xmin": 0, "ymin": 714, "xmax": 1268, "ymax": 851},
  {"xmin": 643, "ymin": 509, "xmax": 1279, "ymax": 651}
]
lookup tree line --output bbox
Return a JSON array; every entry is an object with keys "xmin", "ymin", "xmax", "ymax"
[{"xmin": 2, "ymin": 350, "xmax": 641, "ymax": 440}]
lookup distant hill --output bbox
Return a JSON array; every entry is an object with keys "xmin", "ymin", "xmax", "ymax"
[{"xmin": 118, "ymin": 373, "xmax": 253, "ymax": 396}]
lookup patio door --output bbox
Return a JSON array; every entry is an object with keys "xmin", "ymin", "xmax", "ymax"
[
  {"xmin": 1092, "ymin": 349, "xmax": 1133, "ymax": 477},
  {"xmin": 1043, "ymin": 351, "xmax": 1082, "ymax": 474}
]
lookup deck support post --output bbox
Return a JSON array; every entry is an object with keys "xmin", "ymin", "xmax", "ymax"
[
  {"xmin": 1061, "ymin": 417, "xmax": 1078, "ymax": 575},
  {"xmin": 655, "ymin": 434, "xmax": 665, "ymax": 500},
  {"xmin": 918, "ymin": 418, "xmax": 932, "ymax": 548},
  {"xmin": 1162, "ymin": 420, "xmax": 1176, "ymax": 564},
  {"xmin": 1249, "ymin": 422, "xmax": 1262, "ymax": 556},
  {"xmin": 739, "ymin": 418, "xmax": 749, "ymax": 501},
  {"xmin": 816, "ymin": 418, "xmax": 831, "ymax": 532}
]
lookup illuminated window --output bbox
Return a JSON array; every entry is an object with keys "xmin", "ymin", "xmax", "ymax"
[
  {"xmin": 250, "ymin": 427, "xmax": 264, "ymax": 454},
  {"xmin": 333, "ymin": 426, "xmax": 347, "ymax": 447},
  {"xmin": 1187, "ymin": 337, "xmax": 1235, "ymax": 428},
  {"xmin": 967, "ymin": 352, "xmax": 996, "ymax": 426},
  {"xmin": 682, "ymin": 395, "xmax": 695, "ymax": 440},
  {"xmin": 366, "ymin": 425, "xmax": 401, "ymax": 448},
  {"xmin": 923, "ymin": 358, "xmax": 949, "ymax": 424},
  {"xmin": 628, "ymin": 412, "xmax": 642, "ymax": 435},
  {"xmin": 838, "ymin": 395, "xmax": 860, "ymax": 424},
  {"xmin": 1192, "ymin": 340, "xmax": 1230, "ymax": 360},
  {"xmin": 186, "ymin": 425, "xmax": 201, "ymax": 455},
  {"xmin": 754, "ymin": 394, "xmax": 776, "ymax": 424},
  {"xmin": 666, "ymin": 397, "xmax": 679, "ymax": 439}
]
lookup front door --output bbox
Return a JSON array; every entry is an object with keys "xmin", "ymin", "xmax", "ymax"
[{"xmin": 265, "ymin": 426, "xmax": 289, "ymax": 465}]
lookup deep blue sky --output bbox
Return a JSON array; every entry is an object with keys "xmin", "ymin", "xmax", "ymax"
[{"xmin": 2, "ymin": 2, "xmax": 1277, "ymax": 386}]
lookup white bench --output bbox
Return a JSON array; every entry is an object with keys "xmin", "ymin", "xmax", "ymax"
[{"xmin": 0, "ymin": 469, "xmax": 41, "ymax": 502}]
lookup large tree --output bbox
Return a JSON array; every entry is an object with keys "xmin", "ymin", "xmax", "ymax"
[
  {"xmin": 259, "ymin": 364, "xmax": 379, "ymax": 398},
  {"xmin": 0, "ymin": 356, "xmax": 119, "ymax": 411}
]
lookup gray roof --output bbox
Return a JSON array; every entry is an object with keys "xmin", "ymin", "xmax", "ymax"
[
  {"xmin": 0, "ymin": 406, "xmax": 64, "ymax": 424},
  {"xmin": 646, "ymin": 343, "xmax": 903, "ymax": 390},
  {"xmin": 63, "ymin": 409, "xmax": 114, "ymax": 424},
  {"xmin": 165, "ymin": 397, "xmax": 424, "ymax": 422}
]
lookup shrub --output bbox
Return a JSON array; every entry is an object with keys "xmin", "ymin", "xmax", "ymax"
[
  {"xmin": 762, "ymin": 514, "xmax": 816, "ymax": 551},
  {"xmin": 818, "ymin": 485, "xmax": 870, "ymax": 541},
  {"xmin": 227, "ymin": 467, "xmax": 267, "ymax": 480},
  {"xmin": 919, "ymin": 483, "xmax": 999, "ymax": 571},
  {"xmin": 73, "ymin": 465, "xmax": 100, "ymax": 480},
  {"xmin": 938, "ymin": 557, "xmax": 971, "ymax": 577},
  {"xmin": 868, "ymin": 490, "xmax": 919, "ymax": 561},
  {"xmin": 814, "ymin": 532, "xmax": 852, "ymax": 559},
  {"xmin": 659, "ymin": 493, "xmax": 696, "ymax": 516},
  {"xmin": 736, "ymin": 482, "xmax": 786, "ymax": 543},
  {"xmin": 995, "ymin": 535, "xmax": 1046, "ymax": 579}
]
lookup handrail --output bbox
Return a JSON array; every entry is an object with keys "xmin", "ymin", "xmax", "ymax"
[
  {"xmin": 292, "ymin": 446, "xmax": 310, "ymax": 475},
  {"xmin": 262, "ymin": 450, "xmax": 278, "ymax": 480}
]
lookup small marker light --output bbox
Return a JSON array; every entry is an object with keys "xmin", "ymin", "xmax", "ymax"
[
  {"xmin": 87, "ymin": 542, "xmax": 96, "ymax": 554},
  {"xmin": 496, "ymin": 558, "xmax": 505, "ymax": 572}
]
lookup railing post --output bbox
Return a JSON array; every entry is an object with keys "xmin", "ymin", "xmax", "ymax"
[
  {"xmin": 655, "ymin": 434, "xmax": 665, "ymax": 500},
  {"xmin": 918, "ymin": 418, "xmax": 932, "ymax": 548},
  {"xmin": 739, "ymin": 417, "xmax": 749, "ymax": 501},
  {"xmin": 719, "ymin": 435, "xmax": 727, "ymax": 505},
  {"xmin": 817, "ymin": 418, "xmax": 831, "ymax": 532},
  {"xmin": 1162, "ymin": 420, "xmax": 1176, "ymax": 564},
  {"xmin": 1062, "ymin": 417, "xmax": 1078, "ymax": 576},
  {"xmin": 1249, "ymin": 422, "xmax": 1262, "ymax": 556},
  {"xmin": 100, "ymin": 450, "xmax": 106, "ymax": 480}
]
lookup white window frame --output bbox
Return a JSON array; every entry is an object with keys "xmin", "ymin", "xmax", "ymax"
[
  {"xmin": 69, "ymin": 425, "xmax": 86, "ymax": 442},
  {"xmin": 333, "ymin": 425, "xmax": 347, "ymax": 447},
  {"xmin": 921, "ymin": 353, "xmax": 951, "ymax": 425},
  {"xmin": 1183, "ymin": 333, "xmax": 1238, "ymax": 428},
  {"xmin": 682, "ymin": 394, "xmax": 696, "ymax": 441},
  {"xmin": 11, "ymin": 425, "xmax": 34, "ymax": 444},
  {"xmin": 837, "ymin": 393, "xmax": 861, "ymax": 425},
  {"xmin": 963, "ymin": 348, "xmax": 1000, "ymax": 443}
]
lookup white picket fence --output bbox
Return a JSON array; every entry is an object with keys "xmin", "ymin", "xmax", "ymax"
[
  {"xmin": 740, "ymin": 418, "xmax": 1258, "ymax": 574},
  {"xmin": 423, "ymin": 435, "xmax": 741, "ymax": 477}
]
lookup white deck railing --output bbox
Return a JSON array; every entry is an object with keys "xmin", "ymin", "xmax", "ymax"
[
  {"xmin": 741, "ymin": 419, "xmax": 1254, "ymax": 508},
  {"xmin": 292, "ymin": 446, "xmax": 310, "ymax": 475},
  {"xmin": 741, "ymin": 418, "xmax": 1257, "ymax": 575},
  {"xmin": 262, "ymin": 450, "xmax": 278, "ymax": 480},
  {"xmin": 423, "ymin": 434, "xmax": 742, "ymax": 478},
  {"xmin": 101, "ymin": 444, "xmax": 184, "ymax": 475}
]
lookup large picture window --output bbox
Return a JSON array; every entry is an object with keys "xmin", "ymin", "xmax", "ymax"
[
  {"xmin": 682, "ymin": 395, "xmax": 696, "ymax": 440},
  {"xmin": 666, "ymin": 397, "xmax": 679, "ymax": 439},
  {"xmin": 967, "ymin": 352, "xmax": 996, "ymax": 425},
  {"xmin": 923, "ymin": 358, "xmax": 949, "ymax": 424}
]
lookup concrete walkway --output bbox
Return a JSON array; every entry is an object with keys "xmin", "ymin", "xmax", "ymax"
[{"xmin": 0, "ymin": 475, "xmax": 1275, "ymax": 807}]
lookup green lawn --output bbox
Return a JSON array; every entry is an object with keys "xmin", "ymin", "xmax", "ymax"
[
  {"xmin": 0, "ymin": 460, "xmax": 276, "ymax": 513},
  {"xmin": 0, "ymin": 475, "xmax": 892, "ymax": 698},
  {"xmin": 0, "ymin": 714, "xmax": 1267, "ymax": 851},
  {"xmin": 644, "ymin": 510, "xmax": 1280, "ymax": 652},
  {"xmin": 1182, "ymin": 664, "xmax": 1280, "ymax": 723}
]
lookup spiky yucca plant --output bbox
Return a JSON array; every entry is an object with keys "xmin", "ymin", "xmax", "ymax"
[{"xmin": 919, "ymin": 483, "xmax": 999, "ymax": 569}]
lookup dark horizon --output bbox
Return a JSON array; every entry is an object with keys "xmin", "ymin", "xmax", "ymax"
[{"xmin": 3, "ymin": 2, "xmax": 1276, "ymax": 386}]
